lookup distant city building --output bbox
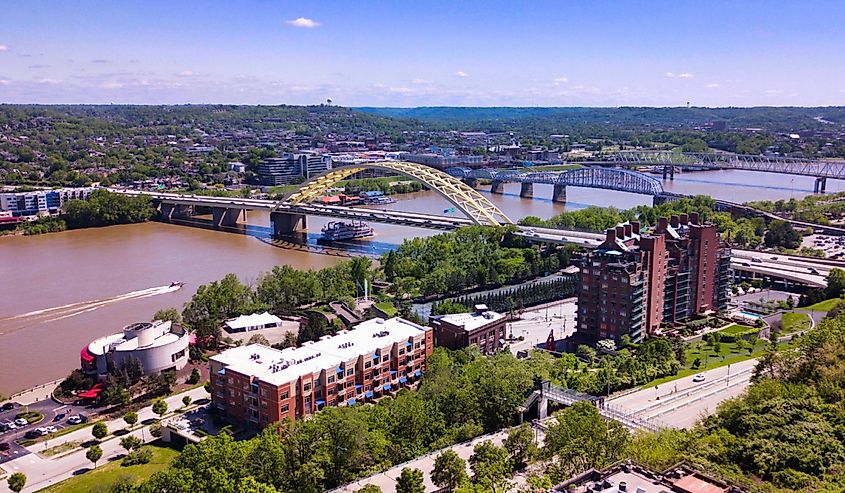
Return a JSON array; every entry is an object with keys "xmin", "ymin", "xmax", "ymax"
[
  {"xmin": 404, "ymin": 152, "xmax": 484, "ymax": 169},
  {"xmin": 0, "ymin": 187, "xmax": 96, "ymax": 217},
  {"xmin": 577, "ymin": 213, "xmax": 730, "ymax": 343},
  {"xmin": 224, "ymin": 312, "xmax": 283, "ymax": 333},
  {"xmin": 431, "ymin": 305, "xmax": 507, "ymax": 355},
  {"xmin": 81, "ymin": 320, "xmax": 190, "ymax": 377},
  {"xmin": 258, "ymin": 152, "xmax": 331, "ymax": 185},
  {"xmin": 209, "ymin": 317, "xmax": 433, "ymax": 428},
  {"xmin": 554, "ymin": 460, "xmax": 746, "ymax": 493}
]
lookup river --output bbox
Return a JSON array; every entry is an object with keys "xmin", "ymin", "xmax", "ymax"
[{"xmin": 0, "ymin": 169, "xmax": 840, "ymax": 394}]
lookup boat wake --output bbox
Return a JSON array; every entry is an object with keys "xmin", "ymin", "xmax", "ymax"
[{"xmin": 0, "ymin": 284, "xmax": 182, "ymax": 335}]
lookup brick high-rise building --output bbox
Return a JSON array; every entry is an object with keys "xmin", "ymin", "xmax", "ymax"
[
  {"xmin": 209, "ymin": 317, "xmax": 433, "ymax": 429},
  {"xmin": 577, "ymin": 213, "xmax": 730, "ymax": 344}
]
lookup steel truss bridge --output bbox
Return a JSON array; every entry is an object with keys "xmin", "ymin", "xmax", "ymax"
[
  {"xmin": 447, "ymin": 166, "xmax": 665, "ymax": 196},
  {"xmin": 606, "ymin": 150, "xmax": 845, "ymax": 183}
]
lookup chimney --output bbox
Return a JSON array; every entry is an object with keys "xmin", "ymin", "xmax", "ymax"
[
  {"xmin": 615, "ymin": 225, "xmax": 625, "ymax": 239},
  {"xmin": 670, "ymin": 215, "xmax": 680, "ymax": 228},
  {"xmin": 658, "ymin": 217, "xmax": 669, "ymax": 232},
  {"xmin": 624, "ymin": 223, "xmax": 632, "ymax": 237},
  {"xmin": 690, "ymin": 212, "xmax": 700, "ymax": 224},
  {"xmin": 680, "ymin": 213, "xmax": 689, "ymax": 225},
  {"xmin": 606, "ymin": 228, "xmax": 617, "ymax": 243},
  {"xmin": 631, "ymin": 221, "xmax": 641, "ymax": 234}
]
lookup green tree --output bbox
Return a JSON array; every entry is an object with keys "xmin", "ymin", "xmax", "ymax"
[
  {"xmin": 123, "ymin": 411, "xmax": 138, "ymax": 428},
  {"xmin": 356, "ymin": 486, "xmax": 383, "ymax": 493},
  {"xmin": 432, "ymin": 450, "xmax": 468, "ymax": 491},
  {"xmin": 7, "ymin": 472, "xmax": 26, "ymax": 493},
  {"xmin": 92, "ymin": 421, "xmax": 108, "ymax": 441},
  {"xmin": 152, "ymin": 399, "xmax": 168, "ymax": 418},
  {"xmin": 504, "ymin": 423, "xmax": 536, "ymax": 469},
  {"xmin": 826, "ymin": 268, "xmax": 845, "ymax": 299},
  {"xmin": 86, "ymin": 444, "xmax": 103, "ymax": 468},
  {"xmin": 468, "ymin": 441, "xmax": 511, "ymax": 493},
  {"xmin": 120, "ymin": 435, "xmax": 143, "ymax": 453},
  {"xmin": 396, "ymin": 467, "xmax": 425, "ymax": 493},
  {"xmin": 153, "ymin": 308, "xmax": 182, "ymax": 323},
  {"xmin": 543, "ymin": 402, "xmax": 629, "ymax": 477}
]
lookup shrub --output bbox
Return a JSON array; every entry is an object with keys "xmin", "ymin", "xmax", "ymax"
[
  {"xmin": 149, "ymin": 422, "xmax": 161, "ymax": 438},
  {"xmin": 122, "ymin": 447, "xmax": 152, "ymax": 466}
]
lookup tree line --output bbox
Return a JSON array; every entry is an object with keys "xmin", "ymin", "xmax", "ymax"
[{"xmin": 432, "ymin": 276, "xmax": 577, "ymax": 316}]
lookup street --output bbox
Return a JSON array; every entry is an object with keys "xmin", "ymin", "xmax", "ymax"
[{"xmin": 0, "ymin": 386, "xmax": 209, "ymax": 493}]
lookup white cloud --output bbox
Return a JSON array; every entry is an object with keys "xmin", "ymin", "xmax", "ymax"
[
  {"xmin": 91, "ymin": 59, "xmax": 110, "ymax": 64},
  {"xmin": 678, "ymin": 73, "xmax": 694, "ymax": 78},
  {"xmin": 35, "ymin": 78, "xmax": 61, "ymax": 84},
  {"xmin": 706, "ymin": 83, "xmax": 720, "ymax": 88},
  {"xmin": 99, "ymin": 81, "xmax": 124, "ymax": 89},
  {"xmin": 553, "ymin": 77, "xmax": 568, "ymax": 86},
  {"xmin": 455, "ymin": 71, "xmax": 469, "ymax": 78},
  {"xmin": 665, "ymin": 72, "xmax": 675, "ymax": 78},
  {"xmin": 0, "ymin": 79, "xmax": 9, "ymax": 85},
  {"xmin": 286, "ymin": 17, "xmax": 320, "ymax": 28},
  {"xmin": 765, "ymin": 89, "xmax": 783, "ymax": 95},
  {"xmin": 0, "ymin": 44, "xmax": 8, "ymax": 52}
]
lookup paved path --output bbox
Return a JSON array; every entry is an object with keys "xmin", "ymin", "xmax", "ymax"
[{"xmin": 1, "ymin": 386, "xmax": 208, "ymax": 493}]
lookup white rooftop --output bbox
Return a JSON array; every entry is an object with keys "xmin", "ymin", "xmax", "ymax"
[
  {"xmin": 224, "ymin": 312, "xmax": 282, "ymax": 330},
  {"xmin": 438, "ymin": 309, "xmax": 505, "ymax": 333},
  {"xmin": 211, "ymin": 317, "xmax": 428, "ymax": 386}
]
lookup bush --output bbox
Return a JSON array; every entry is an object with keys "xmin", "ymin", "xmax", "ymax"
[
  {"xmin": 149, "ymin": 422, "xmax": 161, "ymax": 438},
  {"xmin": 122, "ymin": 447, "xmax": 152, "ymax": 466},
  {"xmin": 187, "ymin": 368, "xmax": 201, "ymax": 384}
]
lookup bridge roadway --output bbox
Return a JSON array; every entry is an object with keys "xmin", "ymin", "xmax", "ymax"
[{"xmin": 117, "ymin": 189, "xmax": 834, "ymax": 287}]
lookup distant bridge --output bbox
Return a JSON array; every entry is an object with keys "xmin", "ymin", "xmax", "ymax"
[
  {"xmin": 446, "ymin": 166, "xmax": 665, "ymax": 202},
  {"xmin": 605, "ymin": 150, "xmax": 845, "ymax": 192}
]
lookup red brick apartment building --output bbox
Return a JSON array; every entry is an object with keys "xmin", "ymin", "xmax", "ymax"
[
  {"xmin": 431, "ymin": 304, "xmax": 507, "ymax": 355},
  {"xmin": 578, "ymin": 213, "xmax": 730, "ymax": 343},
  {"xmin": 209, "ymin": 317, "xmax": 433, "ymax": 428}
]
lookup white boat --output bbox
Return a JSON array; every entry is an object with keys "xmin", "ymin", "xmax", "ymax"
[{"xmin": 319, "ymin": 221, "xmax": 374, "ymax": 242}]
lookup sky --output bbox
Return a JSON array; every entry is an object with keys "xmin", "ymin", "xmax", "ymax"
[{"xmin": 1, "ymin": 0, "xmax": 844, "ymax": 107}]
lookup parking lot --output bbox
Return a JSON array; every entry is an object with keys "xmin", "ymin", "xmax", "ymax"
[{"xmin": 0, "ymin": 399, "xmax": 89, "ymax": 465}]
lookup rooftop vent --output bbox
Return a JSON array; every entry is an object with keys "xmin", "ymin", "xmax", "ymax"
[{"xmin": 373, "ymin": 330, "xmax": 390, "ymax": 338}]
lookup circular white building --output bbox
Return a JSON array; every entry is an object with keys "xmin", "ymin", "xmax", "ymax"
[{"xmin": 81, "ymin": 320, "xmax": 190, "ymax": 377}]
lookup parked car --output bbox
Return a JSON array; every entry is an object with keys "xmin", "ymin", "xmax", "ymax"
[
  {"xmin": 24, "ymin": 430, "xmax": 41, "ymax": 439},
  {"xmin": 44, "ymin": 425, "xmax": 58, "ymax": 434},
  {"xmin": 67, "ymin": 415, "xmax": 83, "ymax": 425},
  {"xmin": 2, "ymin": 422, "xmax": 16, "ymax": 431},
  {"xmin": 751, "ymin": 257, "xmax": 763, "ymax": 263},
  {"xmin": 693, "ymin": 373, "xmax": 706, "ymax": 383},
  {"xmin": 53, "ymin": 413, "xmax": 66, "ymax": 422},
  {"xmin": 0, "ymin": 442, "xmax": 10, "ymax": 451},
  {"xmin": 13, "ymin": 418, "xmax": 28, "ymax": 427},
  {"xmin": 1, "ymin": 403, "xmax": 14, "ymax": 411}
]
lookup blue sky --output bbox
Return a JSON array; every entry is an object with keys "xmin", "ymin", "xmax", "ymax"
[{"xmin": 1, "ymin": 0, "xmax": 844, "ymax": 106}]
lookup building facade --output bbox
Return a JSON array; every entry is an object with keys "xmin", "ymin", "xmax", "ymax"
[
  {"xmin": 81, "ymin": 320, "xmax": 190, "ymax": 377},
  {"xmin": 209, "ymin": 317, "xmax": 433, "ymax": 429},
  {"xmin": 431, "ymin": 305, "xmax": 507, "ymax": 355},
  {"xmin": 577, "ymin": 214, "xmax": 730, "ymax": 343},
  {"xmin": 0, "ymin": 187, "xmax": 96, "ymax": 217},
  {"xmin": 258, "ymin": 152, "xmax": 331, "ymax": 185}
]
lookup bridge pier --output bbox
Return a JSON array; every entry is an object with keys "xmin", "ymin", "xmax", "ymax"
[
  {"xmin": 814, "ymin": 177, "xmax": 827, "ymax": 194},
  {"xmin": 212, "ymin": 207, "xmax": 243, "ymax": 228},
  {"xmin": 159, "ymin": 202, "xmax": 193, "ymax": 221},
  {"xmin": 652, "ymin": 194, "xmax": 673, "ymax": 206},
  {"xmin": 520, "ymin": 182, "xmax": 534, "ymax": 198},
  {"xmin": 271, "ymin": 211, "xmax": 307, "ymax": 236},
  {"xmin": 538, "ymin": 395, "xmax": 548, "ymax": 420},
  {"xmin": 490, "ymin": 180, "xmax": 505, "ymax": 194},
  {"xmin": 552, "ymin": 184, "xmax": 567, "ymax": 203},
  {"xmin": 463, "ymin": 178, "xmax": 479, "ymax": 188},
  {"xmin": 662, "ymin": 165, "xmax": 675, "ymax": 180}
]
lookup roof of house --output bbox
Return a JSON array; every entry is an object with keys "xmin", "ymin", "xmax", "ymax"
[{"xmin": 437, "ymin": 310, "xmax": 505, "ymax": 332}]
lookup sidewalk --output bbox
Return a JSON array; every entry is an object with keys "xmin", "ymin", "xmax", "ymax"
[
  {"xmin": 3, "ymin": 379, "xmax": 64, "ymax": 407},
  {"xmin": 1, "ymin": 386, "xmax": 209, "ymax": 493}
]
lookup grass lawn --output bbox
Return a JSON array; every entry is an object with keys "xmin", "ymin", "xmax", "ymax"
[
  {"xmin": 374, "ymin": 301, "xmax": 398, "ymax": 317},
  {"xmin": 643, "ymin": 338, "xmax": 769, "ymax": 389},
  {"xmin": 719, "ymin": 324, "xmax": 757, "ymax": 336},
  {"xmin": 805, "ymin": 298, "xmax": 842, "ymax": 312},
  {"xmin": 38, "ymin": 443, "xmax": 179, "ymax": 493},
  {"xmin": 42, "ymin": 441, "xmax": 81, "ymax": 458},
  {"xmin": 781, "ymin": 312, "xmax": 812, "ymax": 333}
]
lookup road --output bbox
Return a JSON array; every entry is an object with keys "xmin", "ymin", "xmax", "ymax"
[
  {"xmin": 0, "ymin": 386, "xmax": 208, "ymax": 493},
  {"xmin": 608, "ymin": 358, "xmax": 758, "ymax": 429}
]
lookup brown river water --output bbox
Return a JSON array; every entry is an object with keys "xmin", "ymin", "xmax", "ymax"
[{"xmin": 0, "ymin": 170, "xmax": 840, "ymax": 394}]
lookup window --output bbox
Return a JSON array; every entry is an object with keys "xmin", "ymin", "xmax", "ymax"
[
  {"xmin": 382, "ymin": 355, "xmax": 389, "ymax": 362},
  {"xmin": 280, "ymin": 391, "xmax": 288, "ymax": 400},
  {"xmin": 303, "ymin": 383, "xmax": 311, "ymax": 392},
  {"xmin": 365, "ymin": 372, "xmax": 372, "ymax": 380},
  {"xmin": 346, "ymin": 369, "xmax": 354, "ymax": 376},
  {"xmin": 281, "ymin": 403, "xmax": 289, "ymax": 413},
  {"xmin": 414, "ymin": 342, "xmax": 420, "ymax": 349},
  {"xmin": 260, "ymin": 389, "xmax": 267, "ymax": 398},
  {"xmin": 328, "ymin": 388, "xmax": 336, "ymax": 395},
  {"xmin": 364, "ymin": 361, "xmax": 372, "ymax": 369},
  {"xmin": 327, "ymin": 375, "xmax": 335, "ymax": 384},
  {"xmin": 398, "ymin": 348, "xmax": 405, "ymax": 355}
]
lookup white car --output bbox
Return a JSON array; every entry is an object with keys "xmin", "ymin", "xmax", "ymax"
[
  {"xmin": 692, "ymin": 373, "xmax": 706, "ymax": 383},
  {"xmin": 44, "ymin": 425, "xmax": 58, "ymax": 434},
  {"xmin": 13, "ymin": 418, "xmax": 28, "ymax": 427},
  {"xmin": 67, "ymin": 415, "xmax": 83, "ymax": 425}
]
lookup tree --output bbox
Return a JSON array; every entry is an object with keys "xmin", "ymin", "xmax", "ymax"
[
  {"xmin": 7, "ymin": 472, "xmax": 26, "ymax": 493},
  {"xmin": 92, "ymin": 421, "xmax": 108, "ymax": 441},
  {"xmin": 248, "ymin": 333, "xmax": 271, "ymax": 346},
  {"xmin": 544, "ymin": 402, "xmax": 629, "ymax": 477},
  {"xmin": 152, "ymin": 399, "xmax": 168, "ymax": 418},
  {"xmin": 187, "ymin": 368, "xmax": 201, "ymax": 384},
  {"xmin": 432, "ymin": 450, "xmax": 468, "ymax": 491},
  {"xmin": 826, "ymin": 268, "xmax": 845, "ymax": 299},
  {"xmin": 86, "ymin": 444, "xmax": 103, "ymax": 468},
  {"xmin": 356, "ymin": 486, "xmax": 383, "ymax": 493},
  {"xmin": 396, "ymin": 467, "xmax": 425, "ymax": 493},
  {"xmin": 764, "ymin": 220, "xmax": 801, "ymax": 249},
  {"xmin": 469, "ymin": 441, "xmax": 511, "ymax": 492},
  {"xmin": 120, "ymin": 435, "xmax": 143, "ymax": 453},
  {"xmin": 576, "ymin": 345, "xmax": 597, "ymax": 364},
  {"xmin": 182, "ymin": 395, "xmax": 193, "ymax": 407},
  {"xmin": 153, "ymin": 308, "xmax": 181, "ymax": 324},
  {"xmin": 504, "ymin": 423, "xmax": 536, "ymax": 469},
  {"xmin": 123, "ymin": 411, "xmax": 138, "ymax": 428}
]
